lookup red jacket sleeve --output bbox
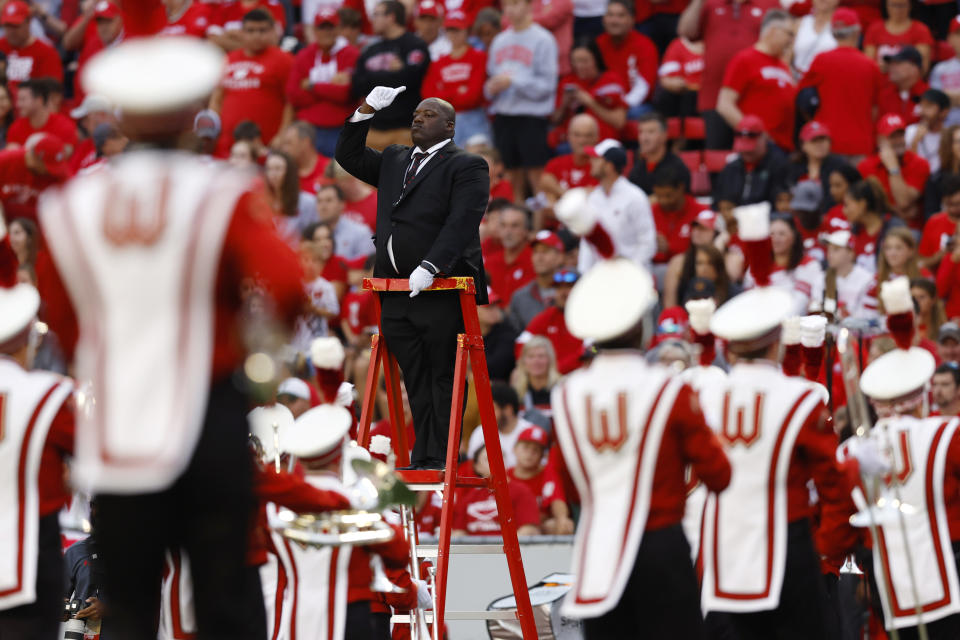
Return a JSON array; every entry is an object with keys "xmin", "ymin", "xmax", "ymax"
[
  {"xmin": 287, "ymin": 48, "xmax": 317, "ymax": 110},
  {"xmin": 368, "ymin": 523, "xmax": 410, "ymax": 569},
  {"xmin": 0, "ymin": 236, "xmax": 17, "ymax": 286},
  {"xmin": 308, "ymin": 47, "xmax": 360, "ymax": 105},
  {"xmin": 253, "ymin": 466, "xmax": 351, "ymax": 512},
  {"xmin": 671, "ymin": 385, "xmax": 732, "ymax": 493},
  {"xmin": 937, "ymin": 253, "xmax": 960, "ymax": 300}
]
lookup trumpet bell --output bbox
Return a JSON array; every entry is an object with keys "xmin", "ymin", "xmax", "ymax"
[{"xmin": 276, "ymin": 509, "xmax": 396, "ymax": 546}]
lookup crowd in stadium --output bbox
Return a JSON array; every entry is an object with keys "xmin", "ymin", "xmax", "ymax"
[{"xmin": 4, "ymin": 0, "xmax": 960, "ymax": 634}]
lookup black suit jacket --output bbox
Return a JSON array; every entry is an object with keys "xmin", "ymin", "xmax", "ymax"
[{"xmin": 335, "ymin": 117, "xmax": 490, "ymax": 304}]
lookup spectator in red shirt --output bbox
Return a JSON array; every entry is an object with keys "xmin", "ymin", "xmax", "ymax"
[
  {"xmin": 540, "ymin": 113, "xmax": 600, "ymax": 207},
  {"xmin": 286, "ymin": 8, "xmax": 361, "ymax": 158},
  {"xmin": 876, "ymin": 45, "xmax": 927, "ymax": 127},
  {"xmin": 717, "ymin": 8, "xmax": 798, "ymax": 152},
  {"xmin": 919, "ymin": 173, "xmax": 960, "ymax": 271},
  {"xmin": 160, "ymin": 0, "xmax": 215, "ymax": 38},
  {"xmin": 486, "ymin": 204, "xmax": 535, "ymax": 304},
  {"xmin": 678, "ymin": 0, "xmax": 778, "ymax": 149},
  {"xmin": 858, "ymin": 113, "xmax": 931, "ymax": 228},
  {"xmin": 516, "ymin": 268, "xmax": 585, "ymax": 373},
  {"xmin": 330, "ymin": 159, "xmax": 378, "ymax": 229},
  {"xmin": 68, "ymin": 95, "xmax": 116, "ymax": 173},
  {"xmin": 209, "ymin": 0, "xmax": 286, "ymax": 50},
  {"xmin": 6, "ymin": 79, "xmax": 79, "ymax": 155},
  {"xmin": 863, "ymin": 0, "xmax": 934, "ymax": 74},
  {"xmin": 452, "ymin": 445, "xmax": 542, "ymax": 536},
  {"xmin": 550, "ymin": 38, "xmax": 628, "ymax": 149},
  {"xmin": 0, "ymin": 0, "xmax": 64, "ymax": 94},
  {"xmin": 421, "ymin": 10, "xmax": 490, "ymax": 146},
  {"xmin": 276, "ymin": 121, "xmax": 330, "ymax": 195},
  {"xmin": 0, "ymin": 134, "xmax": 71, "ymax": 224},
  {"xmin": 0, "ymin": 84, "xmax": 13, "ymax": 147},
  {"xmin": 798, "ymin": 9, "xmax": 885, "ymax": 157},
  {"xmin": 507, "ymin": 425, "xmax": 574, "ymax": 534},
  {"xmin": 596, "ymin": 0, "xmax": 658, "ymax": 118},
  {"xmin": 652, "ymin": 162, "xmax": 709, "ymax": 268},
  {"xmin": 209, "ymin": 9, "xmax": 293, "ymax": 157},
  {"xmin": 656, "ymin": 35, "xmax": 703, "ymax": 118}
]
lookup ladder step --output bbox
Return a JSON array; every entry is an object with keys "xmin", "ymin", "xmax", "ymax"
[
  {"xmin": 391, "ymin": 610, "xmax": 518, "ymax": 623},
  {"xmin": 395, "ymin": 469, "xmax": 488, "ymax": 489},
  {"xmin": 415, "ymin": 544, "xmax": 503, "ymax": 558}
]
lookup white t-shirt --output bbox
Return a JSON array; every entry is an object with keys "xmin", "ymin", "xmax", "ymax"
[
  {"xmin": 467, "ymin": 419, "xmax": 532, "ymax": 470},
  {"xmin": 836, "ymin": 264, "xmax": 876, "ymax": 320},
  {"xmin": 906, "ymin": 123, "xmax": 942, "ymax": 173},
  {"xmin": 292, "ymin": 276, "xmax": 340, "ymax": 353},
  {"xmin": 579, "ymin": 177, "xmax": 656, "ymax": 275},
  {"xmin": 792, "ymin": 15, "xmax": 837, "ymax": 74}
]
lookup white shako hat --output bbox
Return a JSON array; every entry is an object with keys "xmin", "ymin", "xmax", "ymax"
[
  {"xmin": 710, "ymin": 287, "xmax": 794, "ymax": 352},
  {"xmin": 282, "ymin": 404, "xmax": 353, "ymax": 466},
  {"xmin": 247, "ymin": 404, "xmax": 295, "ymax": 463},
  {"xmin": 81, "ymin": 36, "xmax": 225, "ymax": 116},
  {"xmin": 0, "ymin": 284, "xmax": 40, "ymax": 353},
  {"xmin": 859, "ymin": 347, "xmax": 935, "ymax": 403},
  {"xmin": 564, "ymin": 258, "xmax": 656, "ymax": 342}
]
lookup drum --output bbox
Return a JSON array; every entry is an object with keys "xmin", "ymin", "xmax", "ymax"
[{"xmin": 486, "ymin": 573, "xmax": 584, "ymax": 640}]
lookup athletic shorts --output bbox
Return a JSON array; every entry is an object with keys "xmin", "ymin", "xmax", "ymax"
[{"xmin": 492, "ymin": 114, "xmax": 551, "ymax": 169}]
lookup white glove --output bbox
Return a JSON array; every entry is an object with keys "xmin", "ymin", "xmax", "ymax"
[
  {"xmin": 364, "ymin": 85, "xmax": 406, "ymax": 111},
  {"xmin": 335, "ymin": 381, "xmax": 355, "ymax": 408},
  {"xmin": 782, "ymin": 316, "xmax": 802, "ymax": 346},
  {"xmin": 847, "ymin": 437, "xmax": 891, "ymax": 478},
  {"xmin": 554, "ymin": 187, "xmax": 597, "ymax": 236},
  {"xmin": 799, "ymin": 315, "xmax": 827, "ymax": 348},
  {"xmin": 413, "ymin": 578, "xmax": 433, "ymax": 610},
  {"xmin": 408, "ymin": 265, "xmax": 434, "ymax": 298},
  {"xmin": 685, "ymin": 298, "xmax": 716, "ymax": 335}
]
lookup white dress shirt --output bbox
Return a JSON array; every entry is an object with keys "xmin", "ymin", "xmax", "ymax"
[{"xmin": 578, "ymin": 177, "xmax": 656, "ymax": 274}]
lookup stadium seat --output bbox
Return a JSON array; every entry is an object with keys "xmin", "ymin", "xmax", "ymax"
[
  {"xmin": 683, "ymin": 117, "xmax": 706, "ymax": 141},
  {"xmin": 667, "ymin": 117, "xmax": 682, "ymax": 140},
  {"xmin": 704, "ymin": 150, "xmax": 733, "ymax": 173}
]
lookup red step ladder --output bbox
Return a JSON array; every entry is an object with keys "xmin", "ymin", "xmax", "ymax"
[{"xmin": 357, "ymin": 277, "xmax": 538, "ymax": 640}]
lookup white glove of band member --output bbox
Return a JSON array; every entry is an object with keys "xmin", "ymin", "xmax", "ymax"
[
  {"xmin": 335, "ymin": 381, "xmax": 355, "ymax": 408},
  {"xmin": 554, "ymin": 187, "xmax": 597, "ymax": 236},
  {"xmin": 413, "ymin": 579, "xmax": 434, "ymax": 610},
  {"xmin": 365, "ymin": 85, "xmax": 406, "ymax": 111},
  {"xmin": 847, "ymin": 437, "xmax": 891, "ymax": 478},
  {"xmin": 408, "ymin": 266, "xmax": 434, "ymax": 298}
]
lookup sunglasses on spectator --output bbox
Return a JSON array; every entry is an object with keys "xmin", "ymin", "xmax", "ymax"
[{"xmin": 553, "ymin": 270, "xmax": 579, "ymax": 285}]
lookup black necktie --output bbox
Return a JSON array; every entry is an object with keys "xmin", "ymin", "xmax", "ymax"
[{"xmin": 404, "ymin": 151, "xmax": 428, "ymax": 188}]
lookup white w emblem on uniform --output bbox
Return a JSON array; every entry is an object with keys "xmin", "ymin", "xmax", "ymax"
[
  {"xmin": 720, "ymin": 391, "xmax": 764, "ymax": 447},
  {"xmin": 585, "ymin": 393, "xmax": 628, "ymax": 452},
  {"xmin": 103, "ymin": 174, "xmax": 170, "ymax": 246}
]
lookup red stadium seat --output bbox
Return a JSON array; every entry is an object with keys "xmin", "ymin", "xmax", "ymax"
[
  {"xmin": 679, "ymin": 150, "xmax": 702, "ymax": 175},
  {"xmin": 704, "ymin": 150, "xmax": 734, "ymax": 173},
  {"xmin": 667, "ymin": 117, "xmax": 682, "ymax": 140},
  {"xmin": 683, "ymin": 117, "xmax": 706, "ymax": 141}
]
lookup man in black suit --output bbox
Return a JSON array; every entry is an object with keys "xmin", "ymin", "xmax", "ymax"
[{"xmin": 335, "ymin": 85, "xmax": 490, "ymax": 470}]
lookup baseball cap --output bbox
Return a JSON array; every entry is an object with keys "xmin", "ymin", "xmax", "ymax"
[
  {"xmin": 445, "ymin": 9, "xmax": 469, "ymax": 29},
  {"xmin": 516, "ymin": 425, "xmax": 549, "ymax": 447},
  {"xmin": 921, "ymin": 88, "xmax": 950, "ymax": 111},
  {"xmin": 884, "ymin": 45, "xmax": 922, "ymax": 68},
  {"xmin": 416, "ymin": 0, "xmax": 443, "ymax": 18},
  {"xmin": 831, "ymin": 7, "xmax": 860, "ymax": 29},
  {"xmin": 799, "ymin": 120, "xmax": 830, "ymax": 142},
  {"xmin": 70, "ymin": 94, "xmax": 112, "ymax": 119},
  {"xmin": 93, "ymin": 0, "xmax": 121, "ymax": 20},
  {"xmin": 193, "ymin": 109, "xmax": 221, "ymax": 140},
  {"xmin": 532, "ymin": 229, "xmax": 564, "ymax": 252},
  {"xmin": 951, "ymin": 16, "xmax": 960, "ymax": 35},
  {"xmin": 30, "ymin": 134, "xmax": 70, "ymax": 179},
  {"xmin": 822, "ymin": 229, "xmax": 853, "ymax": 249},
  {"xmin": 584, "ymin": 138, "xmax": 627, "ymax": 171},
  {"xmin": 277, "ymin": 377, "xmax": 312, "ymax": 401},
  {"xmin": 789, "ymin": 181, "xmax": 822, "ymax": 212},
  {"xmin": 314, "ymin": 7, "xmax": 339, "ymax": 26},
  {"xmin": 654, "ymin": 306, "xmax": 689, "ymax": 337},
  {"xmin": 733, "ymin": 115, "xmax": 765, "ymax": 152},
  {"xmin": 939, "ymin": 322, "xmax": 960, "ymax": 343},
  {"xmin": 877, "ymin": 113, "xmax": 907, "ymax": 137},
  {"xmin": 1, "ymin": 1, "xmax": 30, "ymax": 26},
  {"xmin": 692, "ymin": 209, "xmax": 718, "ymax": 230}
]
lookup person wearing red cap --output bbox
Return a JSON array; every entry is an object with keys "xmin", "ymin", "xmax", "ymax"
[
  {"xmin": 413, "ymin": 0, "xmax": 451, "ymax": 61},
  {"xmin": 209, "ymin": 8, "xmax": 294, "ymax": 157},
  {"xmin": 0, "ymin": 133, "xmax": 70, "ymax": 225},
  {"xmin": 858, "ymin": 113, "xmax": 931, "ymax": 228},
  {"xmin": 507, "ymin": 229, "xmax": 564, "ymax": 330},
  {"xmin": 420, "ymin": 10, "xmax": 490, "ymax": 146},
  {"xmin": 713, "ymin": 115, "xmax": 790, "ymax": 209},
  {"xmin": 507, "ymin": 425, "xmax": 574, "ymax": 534},
  {"xmin": 0, "ymin": 0, "xmax": 63, "ymax": 95},
  {"xmin": 717, "ymin": 8, "xmax": 798, "ymax": 152},
  {"xmin": 159, "ymin": 0, "xmax": 215, "ymax": 38},
  {"xmin": 785, "ymin": 121, "xmax": 849, "ymax": 211},
  {"xmin": 6, "ymin": 79, "xmax": 79, "ymax": 154},
  {"xmin": 930, "ymin": 17, "xmax": 960, "ymax": 129},
  {"xmin": 208, "ymin": 0, "xmax": 286, "ymax": 49},
  {"xmin": 62, "ymin": 0, "xmax": 124, "ymax": 101}
]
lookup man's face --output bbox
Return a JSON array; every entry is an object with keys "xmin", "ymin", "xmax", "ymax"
[
  {"xmin": 554, "ymin": 282, "xmax": 573, "ymax": 308},
  {"xmin": 242, "ymin": 19, "xmax": 273, "ymax": 53},
  {"xmin": 638, "ymin": 121, "xmax": 666, "ymax": 157},
  {"xmin": 932, "ymin": 372, "xmax": 958, "ymax": 410},
  {"xmin": 531, "ymin": 243, "xmax": 562, "ymax": 276},
  {"xmin": 96, "ymin": 16, "xmax": 122, "ymax": 44},
  {"xmin": 886, "ymin": 131, "xmax": 907, "ymax": 157},
  {"xmin": 411, "ymin": 99, "xmax": 453, "ymax": 148},
  {"xmin": 826, "ymin": 244, "xmax": 853, "ymax": 270},
  {"xmin": 502, "ymin": 0, "xmax": 530, "ymax": 25},
  {"xmin": 602, "ymin": 2, "xmax": 632, "ymax": 37},
  {"xmin": 499, "ymin": 208, "xmax": 529, "ymax": 250},
  {"xmin": 652, "ymin": 184, "xmax": 684, "ymax": 211},
  {"xmin": 940, "ymin": 338, "xmax": 960, "ymax": 364},
  {"xmin": 944, "ymin": 191, "xmax": 960, "ymax": 221},
  {"xmin": 278, "ymin": 127, "xmax": 309, "ymax": 162},
  {"xmin": 16, "ymin": 88, "xmax": 42, "ymax": 119},
  {"xmin": 951, "ymin": 31, "xmax": 960, "ymax": 59},
  {"xmin": 919, "ymin": 99, "xmax": 945, "ymax": 127},
  {"xmin": 314, "ymin": 23, "xmax": 337, "ymax": 49},
  {"xmin": 493, "ymin": 402, "xmax": 515, "ymax": 432},
  {"xmin": 371, "ymin": 3, "xmax": 393, "ymax": 35},
  {"xmin": 740, "ymin": 135, "xmax": 767, "ymax": 163},
  {"xmin": 513, "ymin": 441, "xmax": 544, "ymax": 471},
  {"xmin": 888, "ymin": 60, "xmax": 919, "ymax": 88},
  {"xmin": 102, "ymin": 134, "xmax": 128, "ymax": 157},
  {"xmin": 316, "ymin": 187, "xmax": 345, "ymax": 224},
  {"xmin": 766, "ymin": 19, "xmax": 795, "ymax": 57},
  {"xmin": 415, "ymin": 15, "xmax": 440, "ymax": 42},
  {"xmin": 568, "ymin": 117, "xmax": 599, "ymax": 156},
  {"xmin": 2, "ymin": 22, "xmax": 29, "ymax": 48}
]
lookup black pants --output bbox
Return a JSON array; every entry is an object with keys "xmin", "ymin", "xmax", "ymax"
[
  {"xmin": 0, "ymin": 513, "xmax": 63, "ymax": 640},
  {"xmin": 370, "ymin": 611, "xmax": 391, "ymax": 639},
  {"xmin": 725, "ymin": 520, "xmax": 828, "ymax": 640},
  {"xmin": 380, "ymin": 291, "xmax": 464, "ymax": 464},
  {"xmin": 94, "ymin": 377, "xmax": 260, "ymax": 640},
  {"xmin": 346, "ymin": 601, "xmax": 373, "ymax": 640},
  {"xmin": 914, "ymin": 1, "xmax": 957, "ymax": 40},
  {"xmin": 584, "ymin": 524, "xmax": 704, "ymax": 639},
  {"xmin": 704, "ymin": 109, "xmax": 734, "ymax": 151}
]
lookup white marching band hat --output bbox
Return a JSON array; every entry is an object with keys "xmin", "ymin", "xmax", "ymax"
[
  {"xmin": 0, "ymin": 283, "xmax": 40, "ymax": 352},
  {"xmin": 710, "ymin": 287, "xmax": 794, "ymax": 350},
  {"xmin": 282, "ymin": 404, "xmax": 353, "ymax": 466},
  {"xmin": 247, "ymin": 404, "xmax": 296, "ymax": 463},
  {"xmin": 564, "ymin": 258, "xmax": 656, "ymax": 342},
  {"xmin": 859, "ymin": 347, "xmax": 935, "ymax": 403},
  {"xmin": 81, "ymin": 36, "xmax": 225, "ymax": 115}
]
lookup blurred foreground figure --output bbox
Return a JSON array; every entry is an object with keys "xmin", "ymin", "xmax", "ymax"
[{"xmin": 37, "ymin": 36, "xmax": 303, "ymax": 639}]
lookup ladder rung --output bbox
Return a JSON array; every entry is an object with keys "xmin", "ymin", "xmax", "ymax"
[
  {"xmin": 395, "ymin": 469, "xmax": 488, "ymax": 489},
  {"xmin": 391, "ymin": 610, "xmax": 518, "ymax": 623},
  {"xmin": 415, "ymin": 544, "xmax": 502, "ymax": 558}
]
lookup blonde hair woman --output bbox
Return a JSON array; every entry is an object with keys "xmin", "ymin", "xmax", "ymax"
[{"xmin": 511, "ymin": 336, "xmax": 561, "ymax": 416}]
